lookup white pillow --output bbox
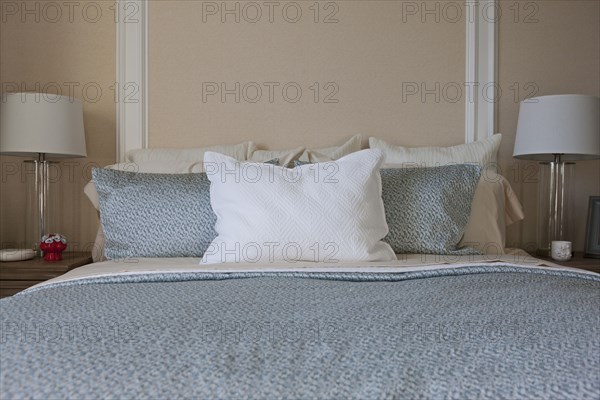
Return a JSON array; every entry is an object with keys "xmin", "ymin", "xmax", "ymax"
[
  {"xmin": 202, "ymin": 149, "xmax": 396, "ymax": 264},
  {"xmin": 127, "ymin": 141, "xmax": 254, "ymax": 163},
  {"xmin": 370, "ymin": 134, "xmax": 501, "ymax": 171}
]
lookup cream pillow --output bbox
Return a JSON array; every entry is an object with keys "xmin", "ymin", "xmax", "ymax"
[
  {"xmin": 249, "ymin": 135, "xmax": 363, "ymax": 165},
  {"xmin": 370, "ymin": 134, "xmax": 501, "ymax": 171},
  {"xmin": 459, "ymin": 171, "xmax": 523, "ymax": 254},
  {"xmin": 91, "ymin": 226, "xmax": 105, "ymax": 263},
  {"xmin": 298, "ymin": 134, "xmax": 362, "ymax": 162},
  {"xmin": 248, "ymin": 146, "xmax": 306, "ymax": 166},
  {"xmin": 127, "ymin": 141, "xmax": 254, "ymax": 163}
]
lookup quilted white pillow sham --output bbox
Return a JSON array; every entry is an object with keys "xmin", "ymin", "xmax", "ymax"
[
  {"xmin": 202, "ymin": 149, "xmax": 396, "ymax": 264},
  {"xmin": 370, "ymin": 134, "xmax": 501, "ymax": 171}
]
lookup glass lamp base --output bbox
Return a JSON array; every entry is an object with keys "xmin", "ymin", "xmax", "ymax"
[{"xmin": 537, "ymin": 158, "xmax": 574, "ymax": 255}]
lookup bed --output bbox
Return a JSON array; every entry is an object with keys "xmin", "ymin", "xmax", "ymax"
[
  {"xmin": 2, "ymin": 254, "xmax": 599, "ymax": 398},
  {"xmin": 1, "ymin": 137, "xmax": 599, "ymax": 399}
]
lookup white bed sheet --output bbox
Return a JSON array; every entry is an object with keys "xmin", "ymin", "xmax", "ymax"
[{"xmin": 29, "ymin": 248, "xmax": 595, "ymax": 292}]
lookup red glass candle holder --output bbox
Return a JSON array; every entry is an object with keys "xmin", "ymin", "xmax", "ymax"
[{"xmin": 40, "ymin": 234, "xmax": 67, "ymax": 262}]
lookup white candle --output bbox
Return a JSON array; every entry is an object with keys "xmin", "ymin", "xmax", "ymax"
[{"xmin": 551, "ymin": 241, "xmax": 572, "ymax": 261}]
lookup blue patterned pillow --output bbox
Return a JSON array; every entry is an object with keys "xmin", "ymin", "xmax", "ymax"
[
  {"xmin": 380, "ymin": 165, "xmax": 482, "ymax": 254},
  {"xmin": 92, "ymin": 169, "xmax": 217, "ymax": 259}
]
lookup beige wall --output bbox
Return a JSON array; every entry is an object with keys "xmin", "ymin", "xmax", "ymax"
[
  {"xmin": 148, "ymin": 0, "xmax": 599, "ymax": 251},
  {"xmin": 148, "ymin": 1, "xmax": 466, "ymax": 149},
  {"xmin": 0, "ymin": 0, "xmax": 116, "ymax": 250},
  {"xmin": 497, "ymin": 0, "xmax": 600, "ymax": 251},
  {"xmin": 1, "ymin": 1, "xmax": 598, "ymax": 252}
]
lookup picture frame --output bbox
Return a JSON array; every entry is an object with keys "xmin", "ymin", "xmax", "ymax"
[{"xmin": 584, "ymin": 196, "xmax": 600, "ymax": 259}]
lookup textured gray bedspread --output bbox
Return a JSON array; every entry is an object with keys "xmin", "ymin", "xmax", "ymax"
[{"xmin": 1, "ymin": 265, "xmax": 599, "ymax": 399}]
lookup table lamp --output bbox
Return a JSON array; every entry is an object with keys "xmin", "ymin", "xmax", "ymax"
[
  {"xmin": 513, "ymin": 94, "xmax": 600, "ymax": 255},
  {"xmin": 0, "ymin": 92, "xmax": 87, "ymax": 257}
]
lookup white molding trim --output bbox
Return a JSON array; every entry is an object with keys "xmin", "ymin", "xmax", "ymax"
[
  {"xmin": 465, "ymin": 0, "xmax": 497, "ymax": 143},
  {"xmin": 116, "ymin": 0, "xmax": 496, "ymax": 151},
  {"xmin": 116, "ymin": 0, "xmax": 147, "ymax": 162}
]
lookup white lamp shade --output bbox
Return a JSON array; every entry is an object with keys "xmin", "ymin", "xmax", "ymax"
[
  {"xmin": 513, "ymin": 94, "xmax": 599, "ymax": 161},
  {"xmin": 0, "ymin": 93, "xmax": 87, "ymax": 158}
]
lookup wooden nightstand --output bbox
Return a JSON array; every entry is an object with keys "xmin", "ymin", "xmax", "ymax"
[
  {"xmin": 0, "ymin": 252, "xmax": 92, "ymax": 298},
  {"xmin": 538, "ymin": 252, "xmax": 600, "ymax": 274}
]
